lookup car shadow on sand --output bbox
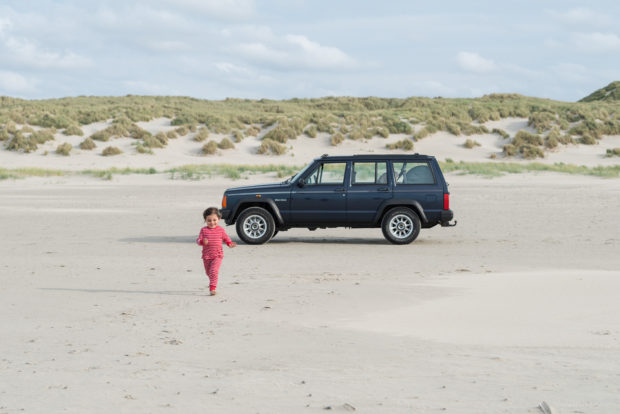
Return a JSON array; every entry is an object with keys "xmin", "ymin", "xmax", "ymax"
[
  {"xmin": 40, "ymin": 287, "xmax": 208, "ymax": 297},
  {"xmin": 120, "ymin": 235, "xmax": 390, "ymax": 245}
]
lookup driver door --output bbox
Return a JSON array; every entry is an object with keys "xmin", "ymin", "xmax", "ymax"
[{"xmin": 290, "ymin": 162, "xmax": 348, "ymax": 225}]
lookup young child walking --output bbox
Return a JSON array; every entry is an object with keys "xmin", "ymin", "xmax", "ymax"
[{"xmin": 196, "ymin": 207, "xmax": 236, "ymax": 295}]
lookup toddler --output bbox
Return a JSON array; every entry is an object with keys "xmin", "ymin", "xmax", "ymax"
[{"xmin": 196, "ymin": 207, "xmax": 236, "ymax": 295}]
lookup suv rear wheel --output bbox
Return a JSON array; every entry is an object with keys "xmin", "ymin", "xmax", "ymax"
[
  {"xmin": 236, "ymin": 207, "xmax": 275, "ymax": 244},
  {"xmin": 381, "ymin": 208, "xmax": 421, "ymax": 244}
]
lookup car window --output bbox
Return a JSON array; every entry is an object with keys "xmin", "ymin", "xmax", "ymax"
[
  {"xmin": 352, "ymin": 162, "xmax": 388, "ymax": 184},
  {"xmin": 392, "ymin": 162, "xmax": 435, "ymax": 185},
  {"xmin": 305, "ymin": 162, "xmax": 346, "ymax": 185}
]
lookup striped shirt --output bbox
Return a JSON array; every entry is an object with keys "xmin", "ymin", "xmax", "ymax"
[{"xmin": 196, "ymin": 226, "xmax": 234, "ymax": 259}]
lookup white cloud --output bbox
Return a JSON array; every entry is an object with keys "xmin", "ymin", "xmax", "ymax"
[
  {"xmin": 3, "ymin": 35, "xmax": 92, "ymax": 69},
  {"xmin": 549, "ymin": 8, "xmax": 612, "ymax": 26},
  {"xmin": 236, "ymin": 34, "xmax": 356, "ymax": 71},
  {"xmin": 0, "ymin": 70, "xmax": 36, "ymax": 94},
  {"xmin": 456, "ymin": 52, "xmax": 497, "ymax": 73},
  {"xmin": 572, "ymin": 32, "xmax": 620, "ymax": 53},
  {"xmin": 157, "ymin": 0, "xmax": 256, "ymax": 20}
]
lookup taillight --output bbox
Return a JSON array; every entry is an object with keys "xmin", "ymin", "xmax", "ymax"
[
  {"xmin": 443, "ymin": 193, "xmax": 449, "ymax": 210},
  {"xmin": 222, "ymin": 195, "xmax": 227, "ymax": 208}
]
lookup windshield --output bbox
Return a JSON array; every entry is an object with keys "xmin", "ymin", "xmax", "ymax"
[{"xmin": 284, "ymin": 161, "xmax": 314, "ymax": 183}]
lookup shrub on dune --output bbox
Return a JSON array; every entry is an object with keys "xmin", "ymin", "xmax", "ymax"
[
  {"xmin": 166, "ymin": 130, "xmax": 178, "ymax": 139},
  {"xmin": 463, "ymin": 139, "xmax": 481, "ymax": 149},
  {"xmin": 303, "ymin": 124, "xmax": 317, "ymax": 138},
  {"xmin": 101, "ymin": 146, "xmax": 122, "ymax": 156},
  {"xmin": 231, "ymin": 130, "xmax": 244, "ymax": 143},
  {"xmin": 175, "ymin": 126, "xmax": 189, "ymax": 136},
  {"xmin": 6, "ymin": 131, "xmax": 38, "ymax": 152},
  {"xmin": 492, "ymin": 128, "xmax": 510, "ymax": 139},
  {"xmin": 79, "ymin": 137, "xmax": 96, "ymax": 150},
  {"xmin": 386, "ymin": 139, "xmax": 414, "ymax": 150},
  {"xmin": 257, "ymin": 138, "xmax": 286, "ymax": 155},
  {"xmin": 64, "ymin": 125, "xmax": 84, "ymax": 136},
  {"xmin": 193, "ymin": 127, "xmax": 209, "ymax": 142},
  {"xmin": 218, "ymin": 137, "xmax": 235, "ymax": 149},
  {"xmin": 605, "ymin": 148, "xmax": 620, "ymax": 157},
  {"xmin": 245, "ymin": 125, "xmax": 261, "ymax": 137},
  {"xmin": 31, "ymin": 129, "xmax": 55, "ymax": 144},
  {"xmin": 56, "ymin": 142, "xmax": 72, "ymax": 156},
  {"xmin": 202, "ymin": 140, "xmax": 218, "ymax": 155},
  {"xmin": 330, "ymin": 132, "xmax": 344, "ymax": 146}
]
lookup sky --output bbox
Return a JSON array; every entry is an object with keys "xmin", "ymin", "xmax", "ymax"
[{"xmin": 1, "ymin": 0, "xmax": 619, "ymax": 102}]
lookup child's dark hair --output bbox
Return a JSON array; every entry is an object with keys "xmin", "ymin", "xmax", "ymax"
[{"xmin": 203, "ymin": 207, "xmax": 221, "ymax": 220}]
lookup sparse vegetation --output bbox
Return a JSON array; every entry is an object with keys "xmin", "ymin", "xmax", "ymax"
[
  {"xmin": 492, "ymin": 128, "xmax": 510, "ymax": 139},
  {"xmin": 64, "ymin": 125, "xmax": 84, "ymax": 136},
  {"xmin": 101, "ymin": 146, "xmax": 122, "ymax": 156},
  {"xmin": 79, "ymin": 137, "xmax": 96, "ymax": 150},
  {"xmin": 218, "ymin": 137, "xmax": 235, "ymax": 149},
  {"xmin": 56, "ymin": 142, "xmax": 72, "ymax": 156},
  {"xmin": 257, "ymin": 138, "xmax": 286, "ymax": 155},
  {"xmin": 193, "ymin": 127, "xmax": 209, "ymax": 142},
  {"xmin": 605, "ymin": 148, "xmax": 620, "ymax": 157},
  {"xmin": 202, "ymin": 140, "xmax": 218, "ymax": 155},
  {"xmin": 331, "ymin": 132, "xmax": 345, "ymax": 146},
  {"xmin": 232, "ymin": 130, "xmax": 244, "ymax": 143},
  {"xmin": 386, "ymin": 139, "xmax": 414, "ymax": 150},
  {"xmin": 464, "ymin": 139, "xmax": 481, "ymax": 149}
]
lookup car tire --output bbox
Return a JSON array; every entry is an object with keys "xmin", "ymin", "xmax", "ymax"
[
  {"xmin": 381, "ymin": 207, "xmax": 421, "ymax": 244},
  {"xmin": 236, "ymin": 207, "xmax": 275, "ymax": 245}
]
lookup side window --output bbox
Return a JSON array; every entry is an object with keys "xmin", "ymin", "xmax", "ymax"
[
  {"xmin": 352, "ymin": 162, "xmax": 388, "ymax": 184},
  {"xmin": 392, "ymin": 162, "xmax": 434, "ymax": 185},
  {"xmin": 305, "ymin": 162, "xmax": 346, "ymax": 185}
]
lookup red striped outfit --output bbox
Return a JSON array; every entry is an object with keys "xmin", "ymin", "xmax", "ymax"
[{"xmin": 196, "ymin": 226, "xmax": 234, "ymax": 291}]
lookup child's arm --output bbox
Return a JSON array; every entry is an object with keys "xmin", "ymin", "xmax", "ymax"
[
  {"xmin": 222, "ymin": 230, "xmax": 236, "ymax": 248},
  {"xmin": 196, "ymin": 229, "xmax": 208, "ymax": 246}
]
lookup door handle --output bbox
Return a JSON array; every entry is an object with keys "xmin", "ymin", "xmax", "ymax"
[
  {"xmin": 377, "ymin": 187, "xmax": 389, "ymax": 192},
  {"xmin": 334, "ymin": 188, "xmax": 346, "ymax": 192}
]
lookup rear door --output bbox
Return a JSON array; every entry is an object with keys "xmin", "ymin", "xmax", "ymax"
[
  {"xmin": 391, "ymin": 160, "xmax": 443, "ymax": 218},
  {"xmin": 347, "ymin": 161, "xmax": 393, "ymax": 224},
  {"xmin": 289, "ymin": 161, "xmax": 349, "ymax": 225}
]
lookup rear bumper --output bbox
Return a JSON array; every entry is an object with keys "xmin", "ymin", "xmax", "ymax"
[{"xmin": 440, "ymin": 210, "xmax": 456, "ymax": 226}]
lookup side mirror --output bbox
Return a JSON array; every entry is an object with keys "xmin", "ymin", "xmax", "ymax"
[{"xmin": 297, "ymin": 178, "xmax": 305, "ymax": 187}]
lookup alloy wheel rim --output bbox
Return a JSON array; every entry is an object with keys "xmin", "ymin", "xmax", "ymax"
[
  {"xmin": 243, "ymin": 215, "xmax": 267, "ymax": 238},
  {"xmin": 389, "ymin": 214, "xmax": 413, "ymax": 239}
]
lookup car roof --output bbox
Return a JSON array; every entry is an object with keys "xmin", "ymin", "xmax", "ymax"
[{"xmin": 313, "ymin": 153, "xmax": 436, "ymax": 161}]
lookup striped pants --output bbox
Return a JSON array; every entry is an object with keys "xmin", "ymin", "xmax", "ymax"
[{"xmin": 203, "ymin": 257, "xmax": 223, "ymax": 291}]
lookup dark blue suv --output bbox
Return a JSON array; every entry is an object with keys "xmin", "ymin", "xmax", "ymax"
[{"xmin": 220, "ymin": 154, "xmax": 455, "ymax": 244}]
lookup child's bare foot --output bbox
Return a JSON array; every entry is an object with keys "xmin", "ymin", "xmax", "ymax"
[{"xmin": 210, "ymin": 290, "xmax": 217, "ymax": 296}]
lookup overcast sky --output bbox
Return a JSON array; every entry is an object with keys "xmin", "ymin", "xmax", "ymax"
[{"xmin": 1, "ymin": 0, "xmax": 619, "ymax": 101}]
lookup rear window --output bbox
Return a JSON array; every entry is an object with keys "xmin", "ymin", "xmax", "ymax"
[{"xmin": 392, "ymin": 162, "xmax": 435, "ymax": 185}]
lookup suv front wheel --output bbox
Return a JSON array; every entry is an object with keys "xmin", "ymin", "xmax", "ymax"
[
  {"xmin": 236, "ymin": 207, "xmax": 276, "ymax": 244},
  {"xmin": 381, "ymin": 208, "xmax": 421, "ymax": 244}
]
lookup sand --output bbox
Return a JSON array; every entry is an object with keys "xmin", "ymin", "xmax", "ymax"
[{"xmin": 1, "ymin": 119, "xmax": 620, "ymax": 413}]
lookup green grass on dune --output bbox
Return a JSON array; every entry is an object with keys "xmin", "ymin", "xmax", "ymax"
[{"xmin": 0, "ymin": 162, "xmax": 618, "ymax": 181}]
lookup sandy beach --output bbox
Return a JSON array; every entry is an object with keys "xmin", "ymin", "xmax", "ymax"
[{"xmin": 1, "ymin": 167, "xmax": 619, "ymax": 413}]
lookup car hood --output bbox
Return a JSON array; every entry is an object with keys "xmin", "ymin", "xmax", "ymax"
[{"xmin": 225, "ymin": 182, "xmax": 291, "ymax": 195}]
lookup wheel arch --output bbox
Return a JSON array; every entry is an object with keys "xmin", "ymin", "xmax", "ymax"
[
  {"xmin": 231, "ymin": 198, "xmax": 283, "ymax": 226},
  {"xmin": 373, "ymin": 200, "xmax": 427, "ymax": 226}
]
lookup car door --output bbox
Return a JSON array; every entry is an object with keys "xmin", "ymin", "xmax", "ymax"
[
  {"xmin": 347, "ymin": 161, "xmax": 393, "ymax": 224},
  {"xmin": 289, "ymin": 161, "xmax": 349, "ymax": 225}
]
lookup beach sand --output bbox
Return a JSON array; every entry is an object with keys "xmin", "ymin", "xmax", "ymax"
[
  {"xmin": 2, "ymin": 116, "xmax": 620, "ymax": 412},
  {"xmin": 1, "ymin": 169, "xmax": 619, "ymax": 413}
]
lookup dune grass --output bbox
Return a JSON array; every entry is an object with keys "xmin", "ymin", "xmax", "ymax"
[
  {"xmin": 439, "ymin": 160, "xmax": 620, "ymax": 178},
  {"xmin": 1, "ymin": 161, "xmax": 618, "ymax": 182}
]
